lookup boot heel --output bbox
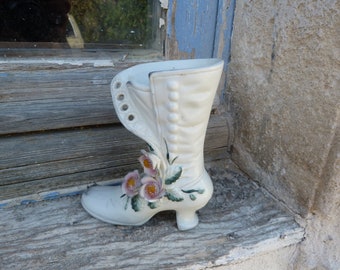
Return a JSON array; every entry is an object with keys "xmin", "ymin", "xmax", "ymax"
[{"xmin": 176, "ymin": 209, "xmax": 199, "ymax": 231}]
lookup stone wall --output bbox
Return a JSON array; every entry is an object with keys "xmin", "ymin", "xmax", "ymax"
[{"xmin": 227, "ymin": 0, "xmax": 339, "ymax": 268}]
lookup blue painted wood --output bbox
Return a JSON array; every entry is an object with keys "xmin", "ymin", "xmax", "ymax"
[
  {"xmin": 167, "ymin": 0, "xmax": 219, "ymax": 58},
  {"xmin": 167, "ymin": 0, "xmax": 235, "ymax": 64},
  {"xmin": 0, "ymin": 203, "xmax": 8, "ymax": 209},
  {"xmin": 213, "ymin": 0, "xmax": 236, "ymax": 71}
]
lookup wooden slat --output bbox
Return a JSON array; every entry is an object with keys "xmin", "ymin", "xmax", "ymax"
[
  {"xmin": 0, "ymin": 60, "xmax": 159, "ymax": 134},
  {"xmin": 0, "ymin": 167, "xmax": 304, "ymax": 270},
  {"xmin": 0, "ymin": 115, "xmax": 229, "ymax": 200},
  {"xmin": 0, "ymin": 115, "xmax": 227, "ymax": 171},
  {"xmin": 0, "ymin": 68, "xmax": 115, "ymax": 90},
  {"xmin": 0, "ymin": 63, "xmax": 224, "ymax": 135},
  {"xmin": 0, "ymin": 49, "xmax": 162, "ymax": 63},
  {"xmin": 0, "ymin": 67, "xmax": 120, "ymax": 134},
  {"xmin": 0, "ymin": 166, "xmax": 135, "ymax": 201},
  {"xmin": 0, "ymin": 126, "xmax": 140, "ymax": 170},
  {"xmin": 0, "ymin": 98, "xmax": 118, "ymax": 134},
  {"xmin": 0, "ymin": 149, "xmax": 229, "ymax": 201}
]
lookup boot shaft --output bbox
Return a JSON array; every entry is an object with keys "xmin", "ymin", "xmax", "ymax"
[
  {"xmin": 111, "ymin": 59, "xmax": 224, "ymax": 185},
  {"xmin": 149, "ymin": 61, "xmax": 223, "ymax": 183}
]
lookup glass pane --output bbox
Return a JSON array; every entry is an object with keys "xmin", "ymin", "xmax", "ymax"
[{"xmin": 0, "ymin": 0, "xmax": 159, "ymax": 50}]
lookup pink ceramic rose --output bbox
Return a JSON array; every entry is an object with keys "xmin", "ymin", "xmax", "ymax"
[
  {"xmin": 122, "ymin": 170, "xmax": 141, "ymax": 197},
  {"xmin": 139, "ymin": 176, "xmax": 165, "ymax": 202},
  {"xmin": 138, "ymin": 150, "xmax": 160, "ymax": 177}
]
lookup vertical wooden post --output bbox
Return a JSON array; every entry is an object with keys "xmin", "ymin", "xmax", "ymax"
[
  {"xmin": 166, "ymin": 0, "xmax": 219, "ymax": 59},
  {"xmin": 213, "ymin": 0, "xmax": 236, "ymax": 72},
  {"xmin": 166, "ymin": 0, "xmax": 235, "ymax": 66}
]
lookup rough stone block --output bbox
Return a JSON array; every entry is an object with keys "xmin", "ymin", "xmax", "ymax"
[{"xmin": 228, "ymin": 0, "xmax": 339, "ymax": 216}]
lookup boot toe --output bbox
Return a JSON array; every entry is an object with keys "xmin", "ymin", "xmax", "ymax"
[
  {"xmin": 81, "ymin": 185, "xmax": 153, "ymax": 226},
  {"xmin": 81, "ymin": 185, "xmax": 119, "ymax": 223}
]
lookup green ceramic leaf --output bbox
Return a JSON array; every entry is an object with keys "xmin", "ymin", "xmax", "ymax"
[
  {"xmin": 148, "ymin": 202, "xmax": 158, "ymax": 209},
  {"xmin": 147, "ymin": 143, "xmax": 154, "ymax": 152},
  {"xmin": 165, "ymin": 191, "xmax": 184, "ymax": 202},
  {"xmin": 124, "ymin": 197, "xmax": 130, "ymax": 210},
  {"xmin": 181, "ymin": 189, "xmax": 205, "ymax": 194},
  {"xmin": 170, "ymin": 156, "xmax": 178, "ymax": 165},
  {"xmin": 131, "ymin": 195, "xmax": 141, "ymax": 212},
  {"xmin": 189, "ymin": 194, "xmax": 197, "ymax": 201},
  {"xmin": 164, "ymin": 139, "xmax": 170, "ymax": 163},
  {"xmin": 165, "ymin": 167, "xmax": 182, "ymax": 185}
]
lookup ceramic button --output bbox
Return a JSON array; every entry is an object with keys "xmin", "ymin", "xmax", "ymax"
[
  {"xmin": 168, "ymin": 134, "xmax": 178, "ymax": 143},
  {"xmin": 167, "ymin": 80, "xmax": 179, "ymax": 91},
  {"xmin": 168, "ymin": 144, "xmax": 178, "ymax": 153},
  {"xmin": 167, "ymin": 102, "xmax": 179, "ymax": 112},
  {"xmin": 168, "ymin": 113, "xmax": 179, "ymax": 123},
  {"xmin": 168, "ymin": 92, "xmax": 179, "ymax": 101},
  {"xmin": 167, "ymin": 123, "xmax": 179, "ymax": 133}
]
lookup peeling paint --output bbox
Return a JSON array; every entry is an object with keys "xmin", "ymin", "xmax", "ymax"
[
  {"xmin": 20, "ymin": 199, "xmax": 37, "ymax": 205},
  {"xmin": 167, "ymin": 0, "xmax": 218, "ymax": 59},
  {"xmin": 0, "ymin": 179, "xmax": 120, "ymax": 209},
  {"xmin": 43, "ymin": 192, "xmax": 61, "ymax": 200},
  {"xmin": 0, "ymin": 203, "xmax": 8, "ymax": 209},
  {"xmin": 159, "ymin": 0, "xmax": 168, "ymax": 9},
  {"xmin": 166, "ymin": 0, "xmax": 235, "ymax": 61},
  {"xmin": 159, "ymin": 18, "xmax": 165, "ymax": 28},
  {"xmin": 212, "ymin": 0, "xmax": 236, "ymax": 72}
]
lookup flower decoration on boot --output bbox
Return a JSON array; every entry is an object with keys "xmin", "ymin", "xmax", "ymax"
[{"xmin": 121, "ymin": 141, "xmax": 205, "ymax": 212}]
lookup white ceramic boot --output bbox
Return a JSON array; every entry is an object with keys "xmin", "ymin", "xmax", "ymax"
[{"xmin": 81, "ymin": 59, "xmax": 224, "ymax": 230}]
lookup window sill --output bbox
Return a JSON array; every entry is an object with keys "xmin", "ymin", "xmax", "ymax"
[
  {"xmin": 0, "ymin": 48, "xmax": 163, "ymax": 69},
  {"xmin": 0, "ymin": 163, "xmax": 304, "ymax": 269}
]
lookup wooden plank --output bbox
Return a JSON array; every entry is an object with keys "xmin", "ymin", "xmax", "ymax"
[
  {"xmin": 0, "ymin": 98, "xmax": 118, "ymax": 134},
  {"xmin": 0, "ymin": 148, "xmax": 229, "ymax": 201},
  {"xmin": 0, "ymin": 68, "xmax": 116, "ymax": 90},
  {"xmin": 0, "ymin": 165, "xmax": 136, "ymax": 201},
  {"xmin": 0, "ymin": 148, "xmax": 142, "ymax": 187},
  {"xmin": 0, "ymin": 126, "xmax": 138, "ymax": 170},
  {"xmin": 0, "ymin": 67, "xmax": 120, "ymax": 134},
  {"xmin": 0, "ymin": 115, "xmax": 229, "ymax": 200},
  {"xmin": 0, "ymin": 141, "xmax": 228, "ymax": 188},
  {"xmin": 0, "ymin": 49, "xmax": 162, "ymax": 65},
  {"xmin": 0, "ymin": 167, "xmax": 304, "ymax": 270},
  {"xmin": 0, "ymin": 63, "xmax": 226, "ymax": 135},
  {"xmin": 0, "ymin": 60, "xmax": 158, "ymax": 134},
  {"xmin": 0, "ymin": 115, "xmax": 227, "ymax": 170}
]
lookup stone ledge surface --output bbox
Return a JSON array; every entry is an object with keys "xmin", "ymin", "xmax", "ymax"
[{"xmin": 0, "ymin": 166, "xmax": 304, "ymax": 270}]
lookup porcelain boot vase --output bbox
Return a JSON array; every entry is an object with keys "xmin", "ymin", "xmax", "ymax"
[{"xmin": 81, "ymin": 58, "xmax": 224, "ymax": 230}]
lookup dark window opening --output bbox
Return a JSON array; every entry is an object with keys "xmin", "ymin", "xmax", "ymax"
[{"xmin": 0, "ymin": 0, "xmax": 161, "ymax": 50}]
